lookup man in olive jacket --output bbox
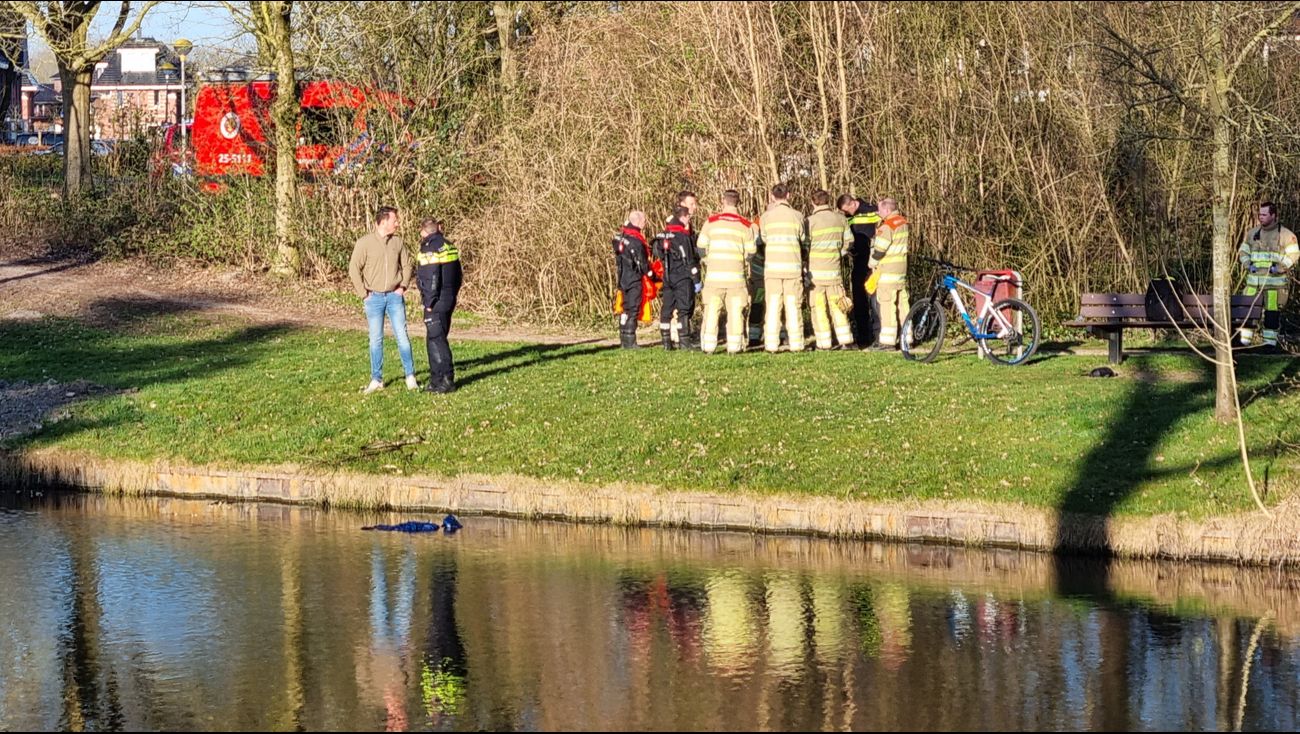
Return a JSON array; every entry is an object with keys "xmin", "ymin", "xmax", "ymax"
[{"xmin": 349, "ymin": 206, "xmax": 418, "ymax": 394}]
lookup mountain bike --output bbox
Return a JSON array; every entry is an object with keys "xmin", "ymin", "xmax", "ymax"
[{"xmin": 899, "ymin": 257, "xmax": 1041, "ymax": 365}]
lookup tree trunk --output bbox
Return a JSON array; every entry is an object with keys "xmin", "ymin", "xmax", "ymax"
[
  {"xmin": 58, "ymin": 64, "xmax": 95, "ymax": 199},
  {"xmin": 833, "ymin": 2, "xmax": 852, "ymax": 193},
  {"xmin": 494, "ymin": 1, "xmax": 517, "ymax": 93},
  {"xmin": 268, "ymin": 2, "xmax": 300, "ymax": 277},
  {"xmin": 1208, "ymin": 7, "xmax": 1236, "ymax": 424}
]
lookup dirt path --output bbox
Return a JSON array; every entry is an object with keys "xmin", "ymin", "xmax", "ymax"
[{"xmin": 0, "ymin": 245, "xmax": 605, "ymax": 344}]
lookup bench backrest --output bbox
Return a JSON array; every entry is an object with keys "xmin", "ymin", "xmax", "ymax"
[{"xmin": 1079, "ymin": 293, "xmax": 1263, "ymax": 322}]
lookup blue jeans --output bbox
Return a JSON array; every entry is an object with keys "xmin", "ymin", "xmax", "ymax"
[{"xmin": 364, "ymin": 291, "xmax": 415, "ymax": 381}]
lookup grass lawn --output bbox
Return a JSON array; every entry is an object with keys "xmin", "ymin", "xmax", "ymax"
[{"xmin": 2, "ymin": 312, "xmax": 1297, "ymax": 519}]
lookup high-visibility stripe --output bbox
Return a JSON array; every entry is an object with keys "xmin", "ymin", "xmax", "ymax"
[
  {"xmin": 417, "ymin": 250, "xmax": 459, "ymax": 265},
  {"xmin": 1244, "ymin": 251, "xmax": 1284, "ymax": 262}
]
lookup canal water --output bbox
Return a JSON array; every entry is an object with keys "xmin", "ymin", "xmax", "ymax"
[{"xmin": 1, "ymin": 491, "xmax": 1298, "ymax": 731}]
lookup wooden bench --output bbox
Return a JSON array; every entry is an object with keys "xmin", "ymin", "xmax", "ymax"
[{"xmin": 1064, "ymin": 293, "xmax": 1264, "ymax": 364}]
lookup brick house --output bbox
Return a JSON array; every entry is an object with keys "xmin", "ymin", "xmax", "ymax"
[
  {"xmin": 18, "ymin": 71, "xmax": 59, "ymax": 134},
  {"xmin": 0, "ymin": 16, "xmax": 23, "ymax": 137},
  {"xmin": 88, "ymin": 37, "xmax": 191, "ymax": 139}
]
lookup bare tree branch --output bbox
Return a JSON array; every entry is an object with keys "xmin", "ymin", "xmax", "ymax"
[{"xmin": 1227, "ymin": 0, "xmax": 1300, "ymax": 86}]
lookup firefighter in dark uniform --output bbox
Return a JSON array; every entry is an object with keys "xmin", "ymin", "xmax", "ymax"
[
  {"xmin": 416, "ymin": 218, "xmax": 463, "ymax": 393},
  {"xmin": 614, "ymin": 210, "xmax": 651, "ymax": 349},
  {"xmin": 655, "ymin": 205, "xmax": 702, "ymax": 350},
  {"xmin": 837, "ymin": 194, "xmax": 882, "ymax": 347}
]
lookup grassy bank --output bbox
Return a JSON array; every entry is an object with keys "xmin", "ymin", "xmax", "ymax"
[{"xmin": 1, "ymin": 312, "xmax": 1297, "ymax": 519}]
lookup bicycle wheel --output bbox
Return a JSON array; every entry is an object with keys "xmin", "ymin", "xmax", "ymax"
[
  {"xmin": 901, "ymin": 299, "xmax": 947, "ymax": 363},
  {"xmin": 978, "ymin": 298, "xmax": 1040, "ymax": 366}
]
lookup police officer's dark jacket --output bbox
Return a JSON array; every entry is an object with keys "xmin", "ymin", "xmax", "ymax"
[{"xmin": 416, "ymin": 232, "xmax": 462, "ymax": 309}]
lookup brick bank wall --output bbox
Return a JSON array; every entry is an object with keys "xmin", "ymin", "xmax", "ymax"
[{"xmin": 3, "ymin": 448, "xmax": 1298, "ymax": 566}]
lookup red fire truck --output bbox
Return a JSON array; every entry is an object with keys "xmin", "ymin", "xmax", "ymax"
[{"xmin": 155, "ymin": 79, "xmax": 410, "ymax": 182}]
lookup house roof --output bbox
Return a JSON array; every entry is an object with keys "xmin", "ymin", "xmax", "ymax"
[
  {"xmin": 19, "ymin": 70, "xmax": 58, "ymax": 103},
  {"xmin": 94, "ymin": 40, "xmax": 185, "ymax": 86},
  {"xmin": 32, "ymin": 84, "xmax": 58, "ymax": 105},
  {"xmin": 120, "ymin": 35, "xmax": 167, "ymax": 50}
]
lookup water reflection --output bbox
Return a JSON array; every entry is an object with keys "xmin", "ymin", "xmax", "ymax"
[{"xmin": 2, "ymin": 494, "xmax": 1300, "ymax": 731}]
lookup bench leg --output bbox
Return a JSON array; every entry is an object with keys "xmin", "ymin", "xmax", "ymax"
[{"xmin": 1107, "ymin": 330, "xmax": 1124, "ymax": 365}]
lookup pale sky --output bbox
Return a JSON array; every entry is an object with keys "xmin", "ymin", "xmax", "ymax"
[{"xmin": 27, "ymin": 1, "xmax": 253, "ymax": 60}]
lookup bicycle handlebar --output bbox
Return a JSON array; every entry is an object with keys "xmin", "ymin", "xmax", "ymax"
[{"xmin": 918, "ymin": 256, "xmax": 977, "ymax": 272}]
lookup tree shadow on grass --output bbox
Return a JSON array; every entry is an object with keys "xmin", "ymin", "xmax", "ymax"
[
  {"xmin": 0, "ymin": 296, "xmax": 301, "ymax": 449},
  {"xmin": 453, "ymin": 340, "xmax": 618, "ymax": 390},
  {"xmin": 1052, "ymin": 356, "xmax": 1298, "ymax": 601}
]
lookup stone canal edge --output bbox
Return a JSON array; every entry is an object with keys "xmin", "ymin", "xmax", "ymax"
[{"xmin": 3, "ymin": 447, "xmax": 1298, "ymax": 566}]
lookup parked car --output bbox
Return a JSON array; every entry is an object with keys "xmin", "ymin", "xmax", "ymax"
[
  {"xmin": 35, "ymin": 139, "xmax": 113, "ymax": 157},
  {"xmin": 19, "ymin": 132, "xmax": 62, "ymax": 147}
]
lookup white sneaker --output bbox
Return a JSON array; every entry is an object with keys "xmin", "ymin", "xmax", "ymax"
[
  {"xmin": 362, "ymin": 379, "xmax": 384, "ymax": 395},
  {"xmin": 405, "ymin": 375, "xmax": 419, "ymax": 391}
]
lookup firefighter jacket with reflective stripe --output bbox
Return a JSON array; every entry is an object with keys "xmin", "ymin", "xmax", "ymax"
[
  {"xmin": 655, "ymin": 218, "xmax": 700, "ymax": 287},
  {"xmin": 416, "ymin": 233, "xmax": 462, "ymax": 309},
  {"xmin": 1240, "ymin": 225, "xmax": 1299, "ymax": 289},
  {"xmin": 870, "ymin": 213, "xmax": 910, "ymax": 285},
  {"xmin": 698, "ymin": 211, "xmax": 756, "ymax": 288},
  {"xmin": 806, "ymin": 206, "xmax": 853, "ymax": 287},
  {"xmin": 760, "ymin": 201, "xmax": 806, "ymax": 281},
  {"xmin": 613, "ymin": 225, "xmax": 651, "ymax": 290}
]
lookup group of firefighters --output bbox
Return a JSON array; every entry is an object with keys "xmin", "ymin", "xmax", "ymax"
[
  {"xmin": 614, "ymin": 192, "xmax": 1299, "ymax": 355},
  {"xmin": 612, "ymin": 186, "xmax": 912, "ymax": 354}
]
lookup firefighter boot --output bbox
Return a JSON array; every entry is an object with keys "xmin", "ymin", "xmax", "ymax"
[
  {"xmin": 620, "ymin": 320, "xmax": 639, "ymax": 349},
  {"xmin": 660, "ymin": 327, "xmax": 676, "ymax": 351},
  {"xmin": 679, "ymin": 322, "xmax": 700, "ymax": 351}
]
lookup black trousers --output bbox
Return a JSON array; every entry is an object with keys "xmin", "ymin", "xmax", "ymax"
[
  {"xmin": 620, "ymin": 282, "xmax": 642, "ymax": 329},
  {"xmin": 851, "ymin": 254, "xmax": 877, "ymax": 346},
  {"xmin": 660, "ymin": 281, "xmax": 696, "ymax": 328},
  {"xmin": 424, "ymin": 295, "xmax": 459, "ymax": 381}
]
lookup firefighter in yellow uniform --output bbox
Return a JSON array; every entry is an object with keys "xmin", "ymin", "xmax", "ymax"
[
  {"xmin": 806, "ymin": 190, "xmax": 855, "ymax": 350},
  {"xmin": 699, "ymin": 189, "xmax": 757, "ymax": 354},
  {"xmin": 868, "ymin": 197, "xmax": 910, "ymax": 350},
  {"xmin": 1239, "ymin": 201, "xmax": 1298, "ymax": 350},
  {"xmin": 760, "ymin": 184, "xmax": 807, "ymax": 352}
]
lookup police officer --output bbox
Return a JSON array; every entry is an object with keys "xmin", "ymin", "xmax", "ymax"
[
  {"xmin": 614, "ymin": 210, "xmax": 652, "ymax": 349},
  {"xmin": 655, "ymin": 205, "xmax": 702, "ymax": 350},
  {"xmin": 837, "ymin": 193, "xmax": 882, "ymax": 347},
  {"xmin": 416, "ymin": 218, "xmax": 463, "ymax": 394}
]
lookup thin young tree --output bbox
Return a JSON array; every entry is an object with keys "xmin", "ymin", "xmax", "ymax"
[{"xmin": 1095, "ymin": 1, "xmax": 1300, "ymax": 426}]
